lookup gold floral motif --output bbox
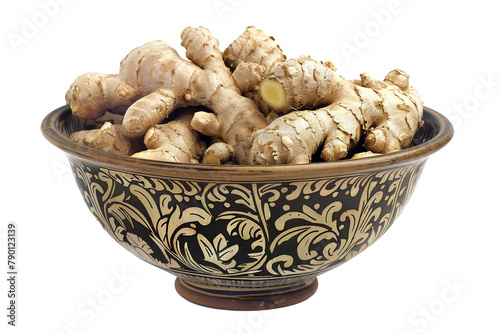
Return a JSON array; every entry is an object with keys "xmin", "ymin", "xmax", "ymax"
[{"xmin": 70, "ymin": 158, "xmax": 424, "ymax": 279}]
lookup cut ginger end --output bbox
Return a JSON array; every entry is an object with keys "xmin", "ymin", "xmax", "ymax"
[
  {"xmin": 204, "ymin": 151, "xmax": 221, "ymax": 165},
  {"xmin": 259, "ymin": 79, "xmax": 286, "ymax": 110}
]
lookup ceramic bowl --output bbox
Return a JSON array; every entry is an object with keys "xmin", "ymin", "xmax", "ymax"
[{"xmin": 41, "ymin": 106, "xmax": 453, "ymax": 310}]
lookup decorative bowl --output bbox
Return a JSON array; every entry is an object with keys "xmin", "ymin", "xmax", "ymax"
[{"xmin": 41, "ymin": 106, "xmax": 453, "ymax": 310}]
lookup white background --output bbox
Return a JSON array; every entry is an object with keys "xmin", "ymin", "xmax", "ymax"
[{"xmin": 1, "ymin": 0, "xmax": 499, "ymax": 333}]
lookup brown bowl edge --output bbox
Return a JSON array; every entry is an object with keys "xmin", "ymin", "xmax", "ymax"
[{"xmin": 41, "ymin": 106, "xmax": 454, "ymax": 182}]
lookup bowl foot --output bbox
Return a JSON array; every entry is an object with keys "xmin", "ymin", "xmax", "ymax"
[{"xmin": 175, "ymin": 278, "xmax": 318, "ymax": 311}]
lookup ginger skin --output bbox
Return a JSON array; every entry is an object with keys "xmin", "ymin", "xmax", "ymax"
[
  {"xmin": 66, "ymin": 27, "xmax": 268, "ymax": 165},
  {"xmin": 201, "ymin": 141, "xmax": 234, "ymax": 165},
  {"xmin": 221, "ymin": 25, "xmax": 286, "ymax": 115},
  {"xmin": 132, "ymin": 111, "xmax": 206, "ymax": 163},
  {"xmin": 191, "ymin": 26, "xmax": 287, "ymax": 164},
  {"xmin": 251, "ymin": 57, "xmax": 423, "ymax": 165},
  {"xmin": 67, "ymin": 27, "xmax": 423, "ymax": 166},
  {"xmin": 258, "ymin": 56, "xmax": 338, "ymax": 113},
  {"xmin": 222, "ymin": 26, "xmax": 285, "ymax": 76},
  {"xmin": 70, "ymin": 122, "xmax": 141, "ymax": 156},
  {"xmin": 65, "ymin": 74, "xmax": 138, "ymax": 119}
]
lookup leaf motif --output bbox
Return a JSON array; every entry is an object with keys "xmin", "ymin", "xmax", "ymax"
[
  {"xmin": 213, "ymin": 233, "xmax": 228, "ymax": 251},
  {"xmin": 258, "ymin": 183, "xmax": 282, "ymax": 202},
  {"xmin": 203, "ymin": 184, "xmax": 256, "ymax": 213},
  {"xmin": 275, "ymin": 211, "xmax": 318, "ymax": 231},
  {"xmin": 167, "ymin": 206, "xmax": 212, "ymax": 247},
  {"xmin": 266, "ymin": 254, "xmax": 294, "ymax": 275},
  {"xmin": 271, "ymin": 226, "xmax": 309, "ymax": 250},
  {"xmin": 182, "ymin": 207, "xmax": 212, "ymax": 225},
  {"xmin": 107, "ymin": 201, "xmax": 151, "ymax": 230},
  {"xmin": 126, "ymin": 232, "xmax": 154, "ymax": 256},
  {"xmin": 158, "ymin": 194, "xmax": 174, "ymax": 216},
  {"xmin": 183, "ymin": 241, "xmax": 219, "ymax": 273},
  {"xmin": 197, "ymin": 234, "xmax": 239, "ymax": 269},
  {"xmin": 218, "ymin": 244, "xmax": 239, "ymax": 262},
  {"xmin": 270, "ymin": 225, "xmax": 337, "ymax": 260},
  {"xmin": 197, "ymin": 234, "xmax": 216, "ymax": 260},
  {"xmin": 157, "ymin": 217, "xmax": 169, "ymax": 244},
  {"xmin": 232, "ymin": 187, "xmax": 255, "ymax": 210},
  {"xmin": 223, "ymin": 212, "xmax": 262, "ymax": 240},
  {"xmin": 275, "ymin": 201, "xmax": 342, "ymax": 231},
  {"xmin": 129, "ymin": 184, "xmax": 160, "ymax": 227}
]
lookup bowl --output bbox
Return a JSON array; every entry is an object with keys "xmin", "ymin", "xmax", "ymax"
[{"xmin": 41, "ymin": 106, "xmax": 453, "ymax": 310}]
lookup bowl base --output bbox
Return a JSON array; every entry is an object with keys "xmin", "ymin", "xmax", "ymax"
[{"xmin": 175, "ymin": 278, "xmax": 318, "ymax": 311}]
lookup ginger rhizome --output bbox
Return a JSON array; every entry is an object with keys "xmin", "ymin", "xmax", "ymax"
[
  {"xmin": 251, "ymin": 57, "xmax": 423, "ymax": 164},
  {"xmin": 66, "ymin": 26, "xmax": 424, "ymax": 166},
  {"xmin": 222, "ymin": 26, "xmax": 286, "ymax": 116},
  {"xmin": 188, "ymin": 25, "xmax": 287, "ymax": 164},
  {"xmin": 66, "ymin": 26, "xmax": 268, "ymax": 165},
  {"xmin": 131, "ymin": 111, "xmax": 206, "ymax": 164},
  {"xmin": 70, "ymin": 122, "xmax": 141, "ymax": 156}
]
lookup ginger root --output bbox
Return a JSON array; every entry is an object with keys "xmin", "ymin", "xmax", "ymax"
[
  {"xmin": 351, "ymin": 151, "xmax": 381, "ymax": 160},
  {"xmin": 258, "ymin": 56, "xmax": 337, "ymax": 113},
  {"xmin": 221, "ymin": 25, "xmax": 286, "ymax": 115},
  {"xmin": 70, "ymin": 122, "xmax": 141, "ymax": 156},
  {"xmin": 191, "ymin": 25, "xmax": 287, "ymax": 164},
  {"xmin": 223, "ymin": 26, "xmax": 285, "ymax": 77},
  {"xmin": 66, "ymin": 26, "xmax": 425, "ymax": 166},
  {"xmin": 131, "ymin": 111, "xmax": 206, "ymax": 164},
  {"xmin": 201, "ymin": 141, "xmax": 234, "ymax": 165},
  {"xmin": 251, "ymin": 57, "xmax": 423, "ymax": 164},
  {"xmin": 66, "ymin": 26, "xmax": 268, "ymax": 165}
]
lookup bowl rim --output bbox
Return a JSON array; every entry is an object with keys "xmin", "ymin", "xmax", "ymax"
[{"xmin": 41, "ymin": 105, "xmax": 454, "ymax": 182}]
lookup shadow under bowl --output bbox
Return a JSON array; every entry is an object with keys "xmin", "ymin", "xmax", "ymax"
[{"xmin": 41, "ymin": 106, "xmax": 453, "ymax": 310}]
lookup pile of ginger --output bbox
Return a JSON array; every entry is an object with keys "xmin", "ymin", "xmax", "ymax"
[{"xmin": 66, "ymin": 26, "xmax": 424, "ymax": 165}]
